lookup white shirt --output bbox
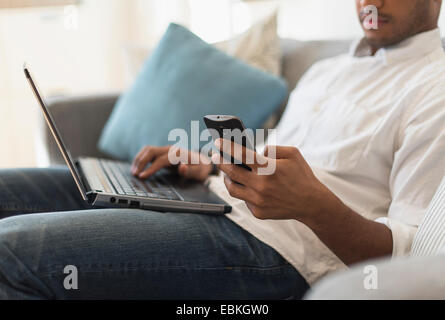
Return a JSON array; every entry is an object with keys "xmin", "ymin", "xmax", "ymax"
[{"xmin": 208, "ymin": 29, "xmax": 445, "ymax": 285}]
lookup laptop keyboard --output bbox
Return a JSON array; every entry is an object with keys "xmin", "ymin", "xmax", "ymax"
[{"xmin": 99, "ymin": 160, "xmax": 181, "ymax": 200}]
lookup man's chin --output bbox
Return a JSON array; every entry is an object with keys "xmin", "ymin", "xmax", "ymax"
[{"xmin": 363, "ymin": 32, "xmax": 403, "ymax": 50}]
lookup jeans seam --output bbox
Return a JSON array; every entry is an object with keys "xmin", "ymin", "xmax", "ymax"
[
  {"xmin": 0, "ymin": 203, "xmax": 59, "ymax": 213},
  {"xmin": 41, "ymin": 263, "xmax": 296, "ymax": 277}
]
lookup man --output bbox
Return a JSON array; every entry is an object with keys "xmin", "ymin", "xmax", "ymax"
[{"xmin": 0, "ymin": 0, "xmax": 444, "ymax": 299}]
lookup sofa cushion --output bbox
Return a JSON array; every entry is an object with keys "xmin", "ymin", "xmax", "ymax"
[
  {"xmin": 98, "ymin": 23, "xmax": 288, "ymax": 161},
  {"xmin": 411, "ymin": 176, "xmax": 445, "ymax": 256}
]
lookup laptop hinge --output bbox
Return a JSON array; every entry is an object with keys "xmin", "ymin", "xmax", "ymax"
[{"xmin": 85, "ymin": 191, "xmax": 98, "ymax": 203}]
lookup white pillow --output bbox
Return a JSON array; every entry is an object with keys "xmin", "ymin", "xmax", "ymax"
[
  {"xmin": 123, "ymin": 11, "xmax": 281, "ymax": 82},
  {"xmin": 214, "ymin": 11, "xmax": 281, "ymax": 76}
]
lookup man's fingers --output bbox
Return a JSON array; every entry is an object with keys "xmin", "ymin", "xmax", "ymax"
[
  {"xmin": 215, "ymin": 139, "xmax": 268, "ymax": 169},
  {"xmin": 215, "ymin": 157, "xmax": 253, "ymax": 186},
  {"xmin": 133, "ymin": 148, "xmax": 157, "ymax": 175},
  {"xmin": 223, "ymin": 175, "xmax": 254, "ymax": 202},
  {"xmin": 131, "ymin": 147, "xmax": 150, "ymax": 174},
  {"xmin": 138, "ymin": 153, "xmax": 170, "ymax": 179},
  {"xmin": 178, "ymin": 164, "xmax": 200, "ymax": 179},
  {"xmin": 178, "ymin": 163, "xmax": 189, "ymax": 177},
  {"xmin": 264, "ymin": 145, "xmax": 300, "ymax": 159},
  {"xmin": 132, "ymin": 146, "xmax": 169, "ymax": 176},
  {"xmin": 132, "ymin": 147, "xmax": 148, "ymax": 172},
  {"xmin": 178, "ymin": 163, "xmax": 210, "ymax": 181}
]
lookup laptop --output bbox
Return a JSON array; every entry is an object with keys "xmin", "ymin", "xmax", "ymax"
[{"xmin": 24, "ymin": 65, "xmax": 231, "ymax": 215}]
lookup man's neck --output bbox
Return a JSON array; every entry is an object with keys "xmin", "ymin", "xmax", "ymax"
[{"xmin": 367, "ymin": 25, "xmax": 439, "ymax": 57}]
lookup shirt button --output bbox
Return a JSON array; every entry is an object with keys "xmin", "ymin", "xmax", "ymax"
[{"xmin": 313, "ymin": 105, "xmax": 321, "ymax": 113}]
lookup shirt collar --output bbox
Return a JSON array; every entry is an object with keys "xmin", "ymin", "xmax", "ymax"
[{"xmin": 349, "ymin": 28, "xmax": 443, "ymax": 65}]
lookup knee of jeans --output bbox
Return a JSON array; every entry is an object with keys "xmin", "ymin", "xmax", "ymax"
[
  {"xmin": 0, "ymin": 218, "xmax": 53, "ymax": 299},
  {"xmin": 0, "ymin": 216, "xmax": 34, "ymax": 257},
  {"xmin": 0, "ymin": 219, "xmax": 17, "ymax": 247},
  {"xmin": 0, "ymin": 217, "xmax": 44, "ymax": 278},
  {"xmin": 0, "ymin": 215, "xmax": 57, "ymax": 271},
  {"xmin": 0, "ymin": 219, "xmax": 25, "ymax": 277}
]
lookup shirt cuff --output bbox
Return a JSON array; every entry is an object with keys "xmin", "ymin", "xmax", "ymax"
[{"xmin": 375, "ymin": 217, "xmax": 418, "ymax": 258}]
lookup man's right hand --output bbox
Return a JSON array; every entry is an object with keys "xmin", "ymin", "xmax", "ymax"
[{"xmin": 131, "ymin": 146, "xmax": 213, "ymax": 182}]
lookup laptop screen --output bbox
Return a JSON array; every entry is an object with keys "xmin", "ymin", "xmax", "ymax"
[{"xmin": 24, "ymin": 65, "xmax": 89, "ymax": 201}]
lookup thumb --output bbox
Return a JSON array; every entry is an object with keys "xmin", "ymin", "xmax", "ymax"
[
  {"xmin": 178, "ymin": 163, "xmax": 208, "ymax": 181},
  {"xmin": 178, "ymin": 163, "xmax": 191, "ymax": 176}
]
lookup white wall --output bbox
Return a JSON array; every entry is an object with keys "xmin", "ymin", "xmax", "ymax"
[
  {"xmin": 278, "ymin": 0, "xmax": 363, "ymax": 40},
  {"xmin": 0, "ymin": 0, "xmax": 132, "ymax": 168},
  {"xmin": 185, "ymin": 0, "xmax": 362, "ymax": 42}
]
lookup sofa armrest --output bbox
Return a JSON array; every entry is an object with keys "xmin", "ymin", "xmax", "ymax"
[
  {"xmin": 36, "ymin": 93, "xmax": 119, "ymax": 166},
  {"xmin": 305, "ymin": 255, "xmax": 445, "ymax": 299}
]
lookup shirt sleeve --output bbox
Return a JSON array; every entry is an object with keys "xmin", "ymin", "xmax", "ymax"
[{"xmin": 376, "ymin": 82, "xmax": 445, "ymax": 258}]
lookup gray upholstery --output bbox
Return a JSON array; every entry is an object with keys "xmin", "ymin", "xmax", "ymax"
[
  {"xmin": 307, "ymin": 176, "xmax": 445, "ymax": 299},
  {"xmin": 305, "ymin": 254, "xmax": 445, "ymax": 300},
  {"xmin": 280, "ymin": 39, "xmax": 350, "ymax": 91},
  {"xmin": 40, "ymin": 93, "xmax": 119, "ymax": 165},
  {"xmin": 39, "ymin": 39, "xmax": 352, "ymax": 165}
]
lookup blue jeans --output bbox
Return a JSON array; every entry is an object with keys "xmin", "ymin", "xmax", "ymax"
[{"xmin": 0, "ymin": 167, "xmax": 308, "ymax": 299}]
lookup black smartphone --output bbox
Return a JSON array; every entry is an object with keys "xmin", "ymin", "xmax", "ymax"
[{"xmin": 203, "ymin": 115, "xmax": 255, "ymax": 171}]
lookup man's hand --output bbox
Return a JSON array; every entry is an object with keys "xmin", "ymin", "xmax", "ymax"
[
  {"xmin": 213, "ymin": 138, "xmax": 393, "ymax": 265},
  {"xmin": 131, "ymin": 145, "xmax": 213, "ymax": 182},
  {"xmin": 212, "ymin": 139, "xmax": 332, "ymax": 222}
]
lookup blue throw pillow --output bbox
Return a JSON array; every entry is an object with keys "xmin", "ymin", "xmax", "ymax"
[{"xmin": 98, "ymin": 23, "xmax": 288, "ymax": 161}]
